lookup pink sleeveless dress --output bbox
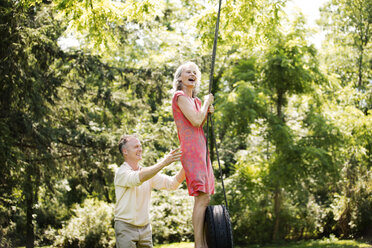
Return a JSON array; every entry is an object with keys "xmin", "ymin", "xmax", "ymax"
[{"xmin": 172, "ymin": 90, "xmax": 215, "ymax": 196}]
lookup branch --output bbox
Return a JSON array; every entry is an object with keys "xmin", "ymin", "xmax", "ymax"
[{"xmin": 25, "ymin": 152, "xmax": 80, "ymax": 163}]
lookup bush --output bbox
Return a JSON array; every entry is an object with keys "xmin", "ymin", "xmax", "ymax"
[
  {"xmin": 0, "ymin": 225, "xmax": 14, "ymax": 248},
  {"xmin": 53, "ymin": 198, "xmax": 115, "ymax": 248},
  {"xmin": 215, "ymin": 165, "xmax": 327, "ymax": 245},
  {"xmin": 150, "ymin": 187, "xmax": 194, "ymax": 245}
]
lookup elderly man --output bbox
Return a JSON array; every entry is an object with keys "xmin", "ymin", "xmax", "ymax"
[{"xmin": 114, "ymin": 134, "xmax": 185, "ymax": 248}]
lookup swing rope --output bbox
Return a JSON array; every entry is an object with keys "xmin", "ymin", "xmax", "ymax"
[{"xmin": 205, "ymin": 0, "xmax": 229, "ymax": 210}]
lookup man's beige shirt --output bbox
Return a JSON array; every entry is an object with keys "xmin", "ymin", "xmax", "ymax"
[{"xmin": 114, "ymin": 162, "xmax": 182, "ymax": 226}]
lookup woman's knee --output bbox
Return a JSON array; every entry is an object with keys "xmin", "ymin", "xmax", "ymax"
[{"xmin": 195, "ymin": 193, "xmax": 210, "ymax": 206}]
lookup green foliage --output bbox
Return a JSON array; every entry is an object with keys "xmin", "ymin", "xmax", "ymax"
[
  {"xmin": 317, "ymin": 0, "xmax": 372, "ymax": 234},
  {"xmin": 53, "ymin": 198, "xmax": 115, "ymax": 248},
  {"xmin": 153, "ymin": 238, "xmax": 372, "ymax": 248},
  {"xmin": 245, "ymin": 236, "xmax": 372, "ymax": 247},
  {"xmin": 55, "ymin": 0, "xmax": 165, "ymax": 53},
  {"xmin": 0, "ymin": 1, "xmax": 67, "ymax": 246},
  {"xmin": 150, "ymin": 185, "xmax": 194, "ymax": 244},
  {"xmin": 196, "ymin": 0, "xmax": 287, "ymax": 50},
  {"xmin": 1, "ymin": 0, "xmax": 371, "ymax": 247},
  {"xmin": 319, "ymin": 0, "xmax": 371, "ymax": 91},
  {"xmin": 32, "ymin": 180, "xmax": 73, "ymax": 246},
  {"xmin": 212, "ymin": 14, "xmax": 342, "ymax": 244}
]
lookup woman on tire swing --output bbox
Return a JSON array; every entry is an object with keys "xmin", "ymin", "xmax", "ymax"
[{"xmin": 172, "ymin": 61, "xmax": 215, "ymax": 248}]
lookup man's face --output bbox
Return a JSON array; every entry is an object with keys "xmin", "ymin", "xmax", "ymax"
[{"xmin": 123, "ymin": 137, "xmax": 142, "ymax": 161}]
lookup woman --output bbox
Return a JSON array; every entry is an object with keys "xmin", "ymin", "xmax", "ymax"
[{"xmin": 172, "ymin": 61, "xmax": 215, "ymax": 248}]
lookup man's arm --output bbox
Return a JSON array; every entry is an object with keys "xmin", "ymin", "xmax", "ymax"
[
  {"xmin": 115, "ymin": 166, "xmax": 141, "ymax": 187},
  {"xmin": 151, "ymin": 168, "xmax": 185, "ymax": 190},
  {"xmin": 175, "ymin": 168, "xmax": 185, "ymax": 183},
  {"xmin": 139, "ymin": 148, "xmax": 182, "ymax": 183}
]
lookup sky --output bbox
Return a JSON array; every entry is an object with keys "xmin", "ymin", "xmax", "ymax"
[{"xmin": 285, "ymin": 0, "xmax": 328, "ymax": 48}]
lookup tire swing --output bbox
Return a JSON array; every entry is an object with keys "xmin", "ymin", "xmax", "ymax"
[
  {"xmin": 204, "ymin": 118, "xmax": 233, "ymax": 248},
  {"xmin": 204, "ymin": 0, "xmax": 233, "ymax": 247}
]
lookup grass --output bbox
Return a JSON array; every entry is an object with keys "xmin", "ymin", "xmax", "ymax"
[
  {"xmin": 154, "ymin": 238, "xmax": 372, "ymax": 248},
  {"xmin": 154, "ymin": 242, "xmax": 194, "ymax": 248},
  {"xmin": 246, "ymin": 239, "xmax": 372, "ymax": 248},
  {"xmin": 18, "ymin": 238, "xmax": 371, "ymax": 248}
]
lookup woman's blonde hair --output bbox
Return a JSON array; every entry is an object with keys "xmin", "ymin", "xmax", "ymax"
[{"xmin": 173, "ymin": 61, "xmax": 201, "ymax": 98}]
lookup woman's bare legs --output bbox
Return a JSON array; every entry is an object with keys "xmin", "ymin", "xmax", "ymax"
[{"xmin": 193, "ymin": 192, "xmax": 210, "ymax": 248}]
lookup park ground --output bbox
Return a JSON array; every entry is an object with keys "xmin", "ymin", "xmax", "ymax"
[
  {"xmin": 17, "ymin": 238, "xmax": 372, "ymax": 248},
  {"xmin": 154, "ymin": 238, "xmax": 372, "ymax": 248}
]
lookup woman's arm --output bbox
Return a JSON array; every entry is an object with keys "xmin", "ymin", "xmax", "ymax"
[
  {"xmin": 201, "ymin": 105, "xmax": 214, "ymax": 126},
  {"xmin": 178, "ymin": 94, "xmax": 214, "ymax": 127}
]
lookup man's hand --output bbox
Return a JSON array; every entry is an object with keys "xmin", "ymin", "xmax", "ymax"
[{"xmin": 162, "ymin": 148, "xmax": 182, "ymax": 166}]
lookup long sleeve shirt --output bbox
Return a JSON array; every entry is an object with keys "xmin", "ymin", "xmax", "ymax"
[{"xmin": 114, "ymin": 162, "xmax": 183, "ymax": 226}]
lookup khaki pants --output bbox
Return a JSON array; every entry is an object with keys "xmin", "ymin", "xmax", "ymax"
[{"xmin": 115, "ymin": 220, "xmax": 153, "ymax": 248}]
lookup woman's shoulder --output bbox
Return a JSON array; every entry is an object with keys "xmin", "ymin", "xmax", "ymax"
[
  {"xmin": 172, "ymin": 90, "xmax": 186, "ymax": 100},
  {"xmin": 173, "ymin": 90, "xmax": 185, "ymax": 96}
]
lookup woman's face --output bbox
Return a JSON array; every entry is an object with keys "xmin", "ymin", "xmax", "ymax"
[{"xmin": 179, "ymin": 64, "xmax": 198, "ymax": 89}]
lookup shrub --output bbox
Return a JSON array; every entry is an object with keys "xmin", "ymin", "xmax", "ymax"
[
  {"xmin": 150, "ymin": 188, "xmax": 194, "ymax": 245},
  {"xmin": 54, "ymin": 198, "xmax": 115, "ymax": 248}
]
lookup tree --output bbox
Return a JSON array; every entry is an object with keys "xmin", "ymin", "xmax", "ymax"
[
  {"xmin": 2, "ymin": 0, "xmax": 370, "ymax": 246},
  {"xmin": 259, "ymin": 16, "xmax": 327, "ymax": 240},
  {"xmin": 1, "ymin": 0, "xmax": 204, "ymax": 246},
  {"xmin": 319, "ymin": 0, "xmax": 371, "ymax": 90},
  {"xmin": 318, "ymin": 0, "xmax": 372, "ymax": 238},
  {"xmin": 0, "ymin": 1, "xmax": 65, "ymax": 247},
  {"xmin": 211, "ymin": 15, "xmax": 340, "ymax": 243}
]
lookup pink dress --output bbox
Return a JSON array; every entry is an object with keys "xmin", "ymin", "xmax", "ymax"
[{"xmin": 172, "ymin": 90, "xmax": 215, "ymax": 196}]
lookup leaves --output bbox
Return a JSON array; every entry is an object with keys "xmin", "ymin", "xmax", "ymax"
[{"xmin": 1, "ymin": 0, "xmax": 371, "ymax": 246}]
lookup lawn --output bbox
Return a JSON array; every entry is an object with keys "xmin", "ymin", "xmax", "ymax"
[
  {"xmin": 154, "ymin": 242, "xmax": 194, "ymax": 248},
  {"xmin": 17, "ymin": 237, "xmax": 371, "ymax": 248},
  {"xmin": 154, "ymin": 238, "xmax": 372, "ymax": 248}
]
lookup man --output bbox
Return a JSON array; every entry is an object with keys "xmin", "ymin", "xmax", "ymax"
[{"xmin": 114, "ymin": 134, "xmax": 185, "ymax": 248}]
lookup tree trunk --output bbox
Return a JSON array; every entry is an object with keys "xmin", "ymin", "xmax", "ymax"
[
  {"xmin": 357, "ymin": 46, "xmax": 364, "ymax": 89},
  {"xmin": 273, "ymin": 92, "xmax": 284, "ymax": 241},
  {"xmin": 276, "ymin": 91, "xmax": 284, "ymax": 121},
  {"xmin": 25, "ymin": 167, "xmax": 34, "ymax": 248},
  {"xmin": 273, "ymin": 186, "xmax": 282, "ymax": 241}
]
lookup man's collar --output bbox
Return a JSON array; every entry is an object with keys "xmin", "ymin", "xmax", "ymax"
[{"xmin": 124, "ymin": 161, "xmax": 141, "ymax": 171}]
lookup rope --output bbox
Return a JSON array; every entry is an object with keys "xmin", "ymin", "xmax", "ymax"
[
  {"xmin": 205, "ymin": 0, "xmax": 229, "ymax": 209},
  {"xmin": 208, "ymin": 0, "xmax": 223, "ymax": 93}
]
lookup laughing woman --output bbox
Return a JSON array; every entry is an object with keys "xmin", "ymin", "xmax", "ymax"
[{"xmin": 172, "ymin": 61, "xmax": 215, "ymax": 248}]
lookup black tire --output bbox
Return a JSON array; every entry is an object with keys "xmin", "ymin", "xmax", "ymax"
[{"xmin": 204, "ymin": 205, "xmax": 233, "ymax": 248}]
